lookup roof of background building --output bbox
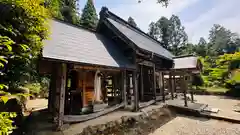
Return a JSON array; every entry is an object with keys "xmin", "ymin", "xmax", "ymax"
[{"xmin": 173, "ymin": 56, "xmax": 199, "ymax": 69}]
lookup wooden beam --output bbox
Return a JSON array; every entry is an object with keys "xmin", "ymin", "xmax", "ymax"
[
  {"xmin": 132, "ymin": 71, "xmax": 139, "ymax": 112},
  {"xmin": 190, "ymin": 75, "xmax": 194, "ymax": 103},
  {"xmin": 137, "ymin": 60, "xmax": 154, "ymax": 67},
  {"xmin": 56, "ymin": 63, "xmax": 67, "ymax": 130},
  {"xmin": 182, "ymin": 75, "xmax": 188, "ymax": 107},
  {"xmin": 140, "ymin": 65, "xmax": 144, "ymax": 101},
  {"xmin": 48, "ymin": 65, "xmax": 56, "ymax": 114},
  {"xmin": 139, "ymin": 100, "xmax": 155, "ymax": 109},
  {"xmin": 153, "ymin": 64, "xmax": 157, "ymax": 102},
  {"xmin": 63, "ymin": 103, "xmax": 124, "ymax": 123},
  {"xmin": 161, "ymin": 72, "xmax": 165, "ymax": 103},
  {"xmin": 173, "ymin": 73, "xmax": 176, "ymax": 93},
  {"xmin": 74, "ymin": 65, "xmax": 121, "ymax": 72},
  {"xmin": 169, "ymin": 72, "xmax": 174, "ymax": 100},
  {"xmin": 122, "ymin": 70, "xmax": 127, "ymax": 107}
]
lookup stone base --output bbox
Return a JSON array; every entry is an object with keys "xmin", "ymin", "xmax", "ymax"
[{"xmin": 80, "ymin": 107, "xmax": 175, "ymax": 135}]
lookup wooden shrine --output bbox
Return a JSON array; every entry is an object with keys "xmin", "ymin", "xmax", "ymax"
[{"xmin": 39, "ymin": 7, "xmax": 178, "ymax": 130}]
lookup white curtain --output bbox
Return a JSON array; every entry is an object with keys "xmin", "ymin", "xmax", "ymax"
[{"xmin": 94, "ymin": 70, "xmax": 102, "ymax": 102}]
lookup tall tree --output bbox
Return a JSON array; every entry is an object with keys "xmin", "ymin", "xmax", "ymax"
[
  {"xmin": 45, "ymin": 0, "xmax": 80, "ymax": 25},
  {"xmin": 148, "ymin": 15, "xmax": 187, "ymax": 55},
  {"xmin": 168, "ymin": 15, "xmax": 188, "ymax": 56},
  {"xmin": 195, "ymin": 37, "xmax": 207, "ymax": 57},
  {"xmin": 80, "ymin": 0, "xmax": 98, "ymax": 29},
  {"xmin": 208, "ymin": 24, "xmax": 238, "ymax": 55},
  {"xmin": 148, "ymin": 17, "xmax": 171, "ymax": 50},
  {"xmin": 127, "ymin": 17, "xmax": 137, "ymax": 27}
]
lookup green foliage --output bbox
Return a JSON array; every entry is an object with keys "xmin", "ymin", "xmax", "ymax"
[
  {"xmin": 128, "ymin": 17, "xmax": 137, "ymax": 27},
  {"xmin": 209, "ymin": 24, "xmax": 239, "ymax": 55},
  {"xmin": 0, "ymin": 0, "xmax": 49, "ymax": 134},
  {"xmin": 1, "ymin": 0, "xmax": 49, "ymax": 87},
  {"xmin": 0, "ymin": 112, "xmax": 17, "ymax": 135},
  {"xmin": 148, "ymin": 16, "xmax": 171, "ymax": 50},
  {"xmin": 24, "ymin": 83, "xmax": 41, "ymax": 95},
  {"xmin": 200, "ymin": 52, "xmax": 240, "ymax": 87},
  {"xmin": 45, "ymin": 0, "xmax": 80, "ymax": 25},
  {"xmin": 80, "ymin": 0, "xmax": 98, "ymax": 29},
  {"xmin": 148, "ymin": 15, "xmax": 188, "ymax": 55}
]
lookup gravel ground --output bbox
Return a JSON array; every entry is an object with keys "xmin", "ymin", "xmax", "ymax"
[
  {"xmin": 150, "ymin": 95, "xmax": 240, "ymax": 135},
  {"xmin": 150, "ymin": 115, "xmax": 240, "ymax": 135},
  {"xmin": 193, "ymin": 95, "xmax": 239, "ymax": 111}
]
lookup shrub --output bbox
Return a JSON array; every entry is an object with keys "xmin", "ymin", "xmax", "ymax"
[{"xmin": 24, "ymin": 83, "xmax": 41, "ymax": 96}]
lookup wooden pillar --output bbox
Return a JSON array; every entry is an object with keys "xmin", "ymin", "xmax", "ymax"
[
  {"xmin": 169, "ymin": 72, "xmax": 174, "ymax": 100},
  {"xmin": 132, "ymin": 71, "xmax": 139, "ymax": 112},
  {"xmin": 48, "ymin": 65, "xmax": 56, "ymax": 114},
  {"xmin": 122, "ymin": 70, "xmax": 127, "ymax": 107},
  {"xmin": 182, "ymin": 75, "xmax": 188, "ymax": 107},
  {"xmin": 173, "ymin": 73, "xmax": 176, "ymax": 93},
  {"xmin": 153, "ymin": 64, "xmax": 157, "ymax": 102},
  {"xmin": 55, "ymin": 63, "xmax": 67, "ymax": 130},
  {"xmin": 140, "ymin": 65, "xmax": 144, "ymax": 101},
  {"xmin": 161, "ymin": 72, "xmax": 165, "ymax": 102},
  {"xmin": 190, "ymin": 75, "xmax": 194, "ymax": 103}
]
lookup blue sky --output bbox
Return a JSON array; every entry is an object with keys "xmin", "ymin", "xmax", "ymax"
[{"xmin": 79, "ymin": 0, "xmax": 240, "ymax": 44}]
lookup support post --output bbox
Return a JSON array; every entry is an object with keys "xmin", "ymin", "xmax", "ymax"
[
  {"xmin": 122, "ymin": 70, "xmax": 127, "ymax": 108},
  {"xmin": 55, "ymin": 63, "xmax": 67, "ymax": 130},
  {"xmin": 169, "ymin": 72, "xmax": 174, "ymax": 100},
  {"xmin": 48, "ymin": 65, "xmax": 56, "ymax": 114},
  {"xmin": 153, "ymin": 64, "xmax": 157, "ymax": 102},
  {"xmin": 173, "ymin": 73, "xmax": 176, "ymax": 93},
  {"xmin": 190, "ymin": 75, "xmax": 194, "ymax": 103},
  {"xmin": 132, "ymin": 71, "xmax": 139, "ymax": 112},
  {"xmin": 182, "ymin": 75, "xmax": 188, "ymax": 107},
  {"xmin": 161, "ymin": 72, "xmax": 165, "ymax": 102},
  {"xmin": 140, "ymin": 65, "xmax": 144, "ymax": 101}
]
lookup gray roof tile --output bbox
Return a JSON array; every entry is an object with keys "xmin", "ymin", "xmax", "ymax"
[
  {"xmin": 107, "ymin": 18, "xmax": 174, "ymax": 60},
  {"xmin": 42, "ymin": 20, "xmax": 135, "ymax": 69}
]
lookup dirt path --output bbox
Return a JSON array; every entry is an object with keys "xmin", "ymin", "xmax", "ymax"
[{"xmin": 26, "ymin": 98, "xmax": 48, "ymax": 111}]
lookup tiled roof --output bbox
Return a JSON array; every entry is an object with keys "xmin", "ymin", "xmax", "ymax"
[
  {"xmin": 42, "ymin": 20, "xmax": 135, "ymax": 69},
  {"xmin": 103, "ymin": 11, "xmax": 174, "ymax": 60}
]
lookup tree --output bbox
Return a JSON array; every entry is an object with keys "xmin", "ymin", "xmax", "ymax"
[
  {"xmin": 195, "ymin": 37, "xmax": 207, "ymax": 57},
  {"xmin": 138, "ymin": 0, "xmax": 169, "ymax": 6},
  {"xmin": 80, "ymin": 0, "xmax": 98, "ymax": 29},
  {"xmin": 168, "ymin": 15, "xmax": 188, "ymax": 56},
  {"xmin": 127, "ymin": 17, "xmax": 137, "ymax": 27},
  {"xmin": 208, "ymin": 24, "xmax": 239, "ymax": 55},
  {"xmin": 0, "ymin": 0, "xmax": 49, "ymax": 133},
  {"xmin": 181, "ymin": 43, "xmax": 195, "ymax": 55},
  {"xmin": 45, "ymin": 0, "xmax": 80, "ymax": 25},
  {"xmin": 148, "ymin": 17, "xmax": 171, "ymax": 50},
  {"xmin": 148, "ymin": 15, "xmax": 187, "ymax": 55}
]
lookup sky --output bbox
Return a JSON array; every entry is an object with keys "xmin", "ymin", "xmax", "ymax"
[{"xmin": 79, "ymin": 0, "xmax": 240, "ymax": 44}]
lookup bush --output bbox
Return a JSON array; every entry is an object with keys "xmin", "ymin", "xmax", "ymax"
[{"xmin": 24, "ymin": 83, "xmax": 41, "ymax": 97}]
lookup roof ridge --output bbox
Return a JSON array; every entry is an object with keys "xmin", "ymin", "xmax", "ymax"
[{"xmin": 100, "ymin": 7, "xmax": 169, "ymax": 51}]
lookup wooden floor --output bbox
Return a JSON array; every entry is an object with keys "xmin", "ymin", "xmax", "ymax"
[{"xmin": 166, "ymin": 99, "xmax": 208, "ymax": 113}]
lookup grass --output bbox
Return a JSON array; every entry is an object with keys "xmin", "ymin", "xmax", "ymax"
[
  {"xmin": 198, "ymin": 86, "xmax": 229, "ymax": 93},
  {"xmin": 204, "ymin": 87, "xmax": 229, "ymax": 93}
]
